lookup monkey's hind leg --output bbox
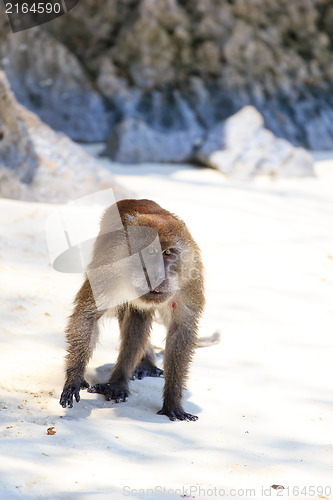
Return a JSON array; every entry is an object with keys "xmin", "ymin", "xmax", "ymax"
[
  {"xmin": 132, "ymin": 341, "xmax": 163, "ymax": 380},
  {"xmin": 89, "ymin": 307, "xmax": 153, "ymax": 403}
]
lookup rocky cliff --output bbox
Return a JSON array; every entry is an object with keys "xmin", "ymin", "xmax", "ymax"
[{"xmin": 1, "ymin": 0, "xmax": 333, "ymax": 160}]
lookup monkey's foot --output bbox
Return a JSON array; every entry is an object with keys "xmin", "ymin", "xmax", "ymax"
[
  {"xmin": 157, "ymin": 407, "xmax": 198, "ymax": 422},
  {"xmin": 132, "ymin": 360, "xmax": 163, "ymax": 380},
  {"xmin": 88, "ymin": 382, "xmax": 129, "ymax": 403},
  {"xmin": 59, "ymin": 379, "xmax": 90, "ymax": 408}
]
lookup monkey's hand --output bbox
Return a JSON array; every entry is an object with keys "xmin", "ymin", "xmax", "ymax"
[
  {"xmin": 88, "ymin": 382, "xmax": 129, "ymax": 403},
  {"xmin": 59, "ymin": 379, "xmax": 90, "ymax": 408},
  {"xmin": 132, "ymin": 360, "xmax": 163, "ymax": 380},
  {"xmin": 157, "ymin": 407, "xmax": 198, "ymax": 422}
]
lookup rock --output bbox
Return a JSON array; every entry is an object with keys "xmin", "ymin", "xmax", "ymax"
[
  {"xmin": 40, "ymin": 0, "xmax": 333, "ymax": 149},
  {"xmin": 106, "ymin": 118, "xmax": 201, "ymax": 164},
  {"xmin": 0, "ymin": 71, "xmax": 126, "ymax": 202},
  {"xmin": 186, "ymin": 78, "xmax": 217, "ymax": 129},
  {"xmin": 0, "ymin": 167, "xmax": 25, "ymax": 200},
  {"xmin": 106, "ymin": 91, "xmax": 203, "ymax": 163},
  {"xmin": 295, "ymin": 100, "xmax": 333, "ymax": 151},
  {"xmin": 196, "ymin": 106, "xmax": 314, "ymax": 178},
  {"xmin": 0, "ymin": 24, "xmax": 109, "ymax": 142},
  {"xmin": 2, "ymin": 1, "xmax": 333, "ymax": 149},
  {"xmin": 0, "ymin": 69, "xmax": 39, "ymax": 184}
]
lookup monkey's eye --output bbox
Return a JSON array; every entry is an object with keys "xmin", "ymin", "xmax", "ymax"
[
  {"xmin": 148, "ymin": 247, "xmax": 157, "ymax": 255},
  {"xmin": 163, "ymin": 249, "xmax": 172, "ymax": 256}
]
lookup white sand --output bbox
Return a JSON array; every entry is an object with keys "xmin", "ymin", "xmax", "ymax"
[{"xmin": 0, "ymin": 153, "xmax": 332, "ymax": 500}]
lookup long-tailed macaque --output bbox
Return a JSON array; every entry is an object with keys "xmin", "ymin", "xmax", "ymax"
[{"xmin": 60, "ymin": 199, "xmax": 204, "ymax": 421}]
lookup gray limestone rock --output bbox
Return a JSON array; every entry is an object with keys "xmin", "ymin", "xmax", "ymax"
[
  {"xmin": 106, "ymin": 92, "xmax": 203, "ymax": 163},
  {"xmin": 197, "ymin": 107, "xmax": 314, "ymax": 178},
  {"xmin": 106, "ymin": 118, "xmax": 202, "ymax": 164},
  {"xmin": 2, "ymin": 1, "xmax": 333, "ymax": 150},
  {"xmin": 0, "ymin": 24, "xmax": 109, "ymax": 142},
  {"xmin": 0, "ymin": 71, "xmax": 126, "ymax": 202}
]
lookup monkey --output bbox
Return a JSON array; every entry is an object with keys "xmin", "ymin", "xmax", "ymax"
[{"xmin": 59, "ymin": 199, "xmax": 205, "ymax": 421}]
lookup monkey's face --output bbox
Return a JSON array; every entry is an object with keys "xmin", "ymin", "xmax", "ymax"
[
  {"xmin": 140, "ymin": 245, "xmax": 181, "ymax": 304},
  {"xmin": 124, "ymin": 226, "xmax": 182, "ymax": 305}
]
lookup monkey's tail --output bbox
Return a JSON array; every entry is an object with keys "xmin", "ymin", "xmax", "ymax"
[
  {"xmin": 153, "ymin": 331, "xmax": 221, "ymax": 355},
  {"xmin": 196, "ymin": 331, "xmax": 221, "ymax": 348}
]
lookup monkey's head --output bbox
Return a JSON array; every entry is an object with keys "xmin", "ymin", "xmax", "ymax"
[
  {"xmin": 90, "ymin": 199, "xmax": 202, "ymax": 309},
  {"xmin": 125, "ymin": 211, "xmax": 187, "ymax": 305}
]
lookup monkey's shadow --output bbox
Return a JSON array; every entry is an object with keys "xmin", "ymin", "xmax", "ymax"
[{"xmin": 72, "ymin": 363, "xmax": 201, "ymax": 424}]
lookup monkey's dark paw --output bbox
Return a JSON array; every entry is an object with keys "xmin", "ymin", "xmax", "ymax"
[
  {"xmin": 59, "ymin": 379, "xmax": 90, "ymax": 408},
  {"xmin": 132, "ymin": 361, "xmax": 163, "ymax": 380},
  {"xmin": 88, "ymin": 383, "xmax": 129, "ymax": 403},
  {"xmin": 157, "ymin": 407, "xmax": 198, "ymax": 422}
]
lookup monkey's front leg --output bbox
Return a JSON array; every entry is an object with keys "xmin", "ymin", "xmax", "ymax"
[
  {"xmin": 89, "ymin": 307, "xmax": 153, "ymax": 403},
  {"xmin": 158, "ymin": 324, "xmax": 198, "ymax": 422},
  {"xmin": 60, "ymin": 279, "xmax": 100, "ymax": 408}
]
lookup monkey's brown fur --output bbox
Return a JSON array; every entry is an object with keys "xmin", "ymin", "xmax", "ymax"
[{"xmin": 60, "ymin": 199, "xmax": 205, "ymax": 421}]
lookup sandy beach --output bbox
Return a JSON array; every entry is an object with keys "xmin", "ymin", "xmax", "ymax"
[{"xmin": 0, "ymin": 151, "xmax": 332, "ymax": 499}]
